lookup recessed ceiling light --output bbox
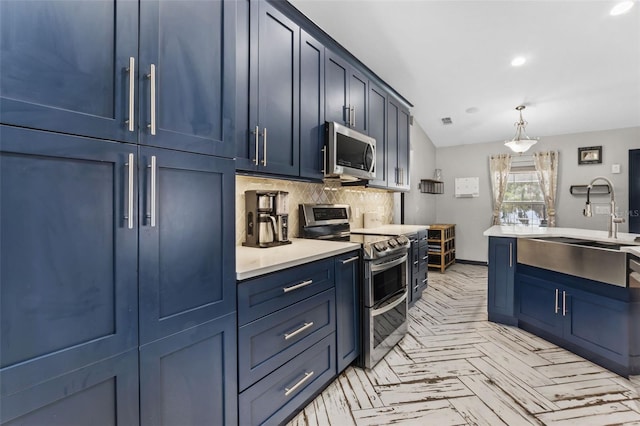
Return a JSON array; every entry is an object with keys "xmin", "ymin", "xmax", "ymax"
[
  {"xmin": 610, "ymin": 1, "xmax": 634, "ymax": 15},
  {"xmin": 511, "ymin": 56, "xmax": 526, "ymax": 67},
  {"xmin": 465, "ymin": 107, "xmax": 479, "ymax": 114}
]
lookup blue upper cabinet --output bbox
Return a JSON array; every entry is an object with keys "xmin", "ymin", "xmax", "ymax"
[
  {"xmin": 139, "ymin": 0, "xmax": 236, "ymax": 157},
  {"xmin": 367, "ymin": 82, "xmax": 388, "ymax": 187},
  {"xmin": 0, "ymin": 125, "xmax": 138, "ymax": 398},
  {"xmin": 325, "ymin": 52, "xmax": 368, "ymax": 134},
  {"xmin": 138, "ymin": 147, "xmax": 236, "ymax": 344},
  {"xmin": 630, "ymin": 149, "xmax": 640, "ymax": 233},
  {"xmin": 236, "ymin": 0, "xmax": 300, "ymax": 176},
  {"xmin": 386, "ymin": 97, "xmax": 411, "ymax": 191},
  {"xmin": 299, "ymin": 30, "xmax": 326, "ymax": 181},
  {"xmin": 0, "ymin": 0, "xmax": 138, "ymax": 143},
  {"xmin": 1, "ymin": 0, "xmax": 236, "ymax": 157}
]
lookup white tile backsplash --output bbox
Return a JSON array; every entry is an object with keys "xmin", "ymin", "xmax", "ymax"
[{"xmin": 236, "ymin": 175, "xmax": 395, "ymax": 245}]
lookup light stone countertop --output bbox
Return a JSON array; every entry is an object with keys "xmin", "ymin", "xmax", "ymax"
[
  {"xmin": 236, "ymin": 238, "xmax": 360, "ymax": 281},
  {"xmin": 484, "ymin": 225, "xmax": 640, "ymax": 249},
  {"xmin": 351, "ymin": 224, "xmax": 429, "ymax": 236}
]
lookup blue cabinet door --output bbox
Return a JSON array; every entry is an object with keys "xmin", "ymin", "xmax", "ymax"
[
  {"xmin": 325, "ymin": 52, "xmax": 349, "ymax": 126},
  {"xmin": 1, "ymin": 349, "xmax": 139, "ymax": 425},
  {"xmin": 140, "ymin": 314, "xmax": 237, "ymax": 426},
  {"xmin": 367, "ymin": 82, "xmax": 388, "ymax": 187},
  {"xmin": 488, "ymin": 237, "xmax": 517, "ymax": 323},
  {"xmin": 0, "ymin": 126, "xmax": 138, "ymax": 396},
  {"xmin": 237, "ymin": 0, "xmax": 300, "ymax": 175},
  {"xmin": 397, "ymin": 104, "xmax": 411, "ymax": 191},
  {"xmin": 386, "ymin": 98, "xmax": 399, "ymax": 188},
  {"xmin": 0, "ymin": 0, "xmax": 138, "ymax": 143},
  {"xmin": 630, "ymin": 149, "xmax": 640, "ymax": 233},
  {"xmin": 299, "ymin": 30, "xmax": 325, "ymax": 181},
  {"xmin": 349, "ymin": 70, "xmax": 368, "ymax": 134},
  {"xmin": 563, "ymin": 287, "xmax": 629, "ymax": 367},
  {"xmin": 516, "ymin": 273, "xmax": 563, "ymax": 336},
  {"xmin": 335, "ymin": 251, "xmax": 361, "ymax": 373},
  {"xmin": 138, "ymin": 0, "xmax": 235, "ymax": 157},
  {"xmin": 138, "ymin": 147, "xmax": 235, "ymax": 344}
]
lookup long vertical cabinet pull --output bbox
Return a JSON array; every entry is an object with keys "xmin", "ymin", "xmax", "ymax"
[
  {"xmin": 262, "ymin": 128, "xmax": 267, "ymax": 166},
  {"xmin": 147, "ymin": 156, "xmax": 157, "ymax": 227},
  {"xmin": 351, "ymin": 106, "xmax": 356, "ymax": 128},
  {"xmin": 125, "ymin": 153, "xmax": 134, "ymax": 229},
  {"xmin": 147, "ymin": 64, "xmax": 157, "ymax": 135},
  {"xmin": 554, "ymin": 289, "xmax": 559, "ymax": 314},
  {"xmin": 126, "ymin": 57, "xmax": 135, "ymax": 131},
  {"xmin": 321, "ymin": 146, "xmax": 326, "ymax": 174},
  {"xmin": 562, "ymin": 291, "xmax": 567, "ymax": 316},
  {"xmin": 253, "ymin": 126, "xmax": 260, "ymax": 166}
]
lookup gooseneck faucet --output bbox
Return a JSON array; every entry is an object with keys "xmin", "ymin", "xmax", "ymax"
[{"xmin": 583, "ymin": 176, "xmax": 625, "ymax": 238}]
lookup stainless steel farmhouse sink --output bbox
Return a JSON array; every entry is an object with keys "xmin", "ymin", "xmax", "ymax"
[{"xmin": 517, "ymin": 237, "xmax": 629, "ymax": 287}]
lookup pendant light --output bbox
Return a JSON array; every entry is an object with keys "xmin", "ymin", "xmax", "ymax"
[{"xmin": 504, "ymin": 105, "xmax": 539, "ymax": 153}]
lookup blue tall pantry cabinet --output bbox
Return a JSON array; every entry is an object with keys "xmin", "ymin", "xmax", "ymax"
[
  {"xmin": 0, "ymin": 1, "xmax": 237, "ymax": 424},
  {"xmin": 631, "ymin": 149, "xmax": 640, "ymax": 234}
]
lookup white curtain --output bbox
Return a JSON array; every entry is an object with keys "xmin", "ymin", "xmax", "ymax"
[
  {"xmin": 533, "ymin": 151, "xmax": 559, "ymax": 227},
  {"xmin": 489, "ymin": 154, "xmax": 512, "ymax": 225}
]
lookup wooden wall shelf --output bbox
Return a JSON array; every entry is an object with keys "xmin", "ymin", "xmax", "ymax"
[{"xmin": 420, "ymin": 179, "xmax": 444, "ymax": 194}]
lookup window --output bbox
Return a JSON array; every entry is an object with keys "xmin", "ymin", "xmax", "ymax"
[{"xmin": 500, "ymin": 168, "xmax": 547, "ymax": 226}]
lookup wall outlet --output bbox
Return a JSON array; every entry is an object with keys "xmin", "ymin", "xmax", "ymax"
[
  {"xmin": 611, "ymin": 164, "xmax": 621, "ymax": 174},
  {"xmin": 595, "ymin": 205, "xmax": 610, "ymax": 215}
]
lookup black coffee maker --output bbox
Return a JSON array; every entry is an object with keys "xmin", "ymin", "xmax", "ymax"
[{"xmin": 243, "ymin": 190, "xmax": 291, "ymax": 248}]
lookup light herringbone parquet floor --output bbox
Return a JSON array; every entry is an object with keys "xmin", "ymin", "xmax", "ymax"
[{"xmin": 287, "ymin": 263, "xmax": 640, "ymax": 425}]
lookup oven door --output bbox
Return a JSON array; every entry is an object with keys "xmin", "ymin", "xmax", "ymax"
[
  {"xmin": 365, "ymin": 253, "xmax": 408, "ymax": 307},
  {"xmin": 362, "ymin": 289, "xmax": 408, "ymax": 369}
]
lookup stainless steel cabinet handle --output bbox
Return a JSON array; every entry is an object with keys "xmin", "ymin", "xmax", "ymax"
[
  {"xmin": 509, "ymin": 243, "xmax": 513, "ymax": 268},
  {"xmin": 147, "ymin": 64, "xmax": 156, "ymax": 135},
  {"xmin": 253, "ymin": 126, "xmax": 259, "ymax": 166},
  {"xmin": 284, "ymin": 371, "xmax": 314, "ymax": 396},
  {"xmin": 283, "ymin": 279, "xmax": 313, "ymax": 293},
  {"xmin": 422, "ymin": 255, "xmax": 428, "ymax": 260},
  {"xmin": 341, "ymin": 256, "xmax": 359, "ymax": 264},
  {"xmin": 422, "ymin": 277, "xmax": 428, "ymax": 283},
  {"xmin": 284, "ymin": 322, "xmax": 314, "ymax": 340},
  {"xmin": 124, "ymin": 153, "xmax": 134, "ymax": 229},
  {"xmin": 413, "ymin": 261, "xmax": 419, "ymax": 266},
  {"xmin": 126, "ymin": 57, "xmax": 135, "ymax": 131},
  {"xmin": 147, "ymin": 155, "xmax": 157, "ymax": 227},
  {"xmin": 562, "ymin": 291, "xmax": 566, "ymax": 316},
  {"xmin": 400, "ymin": 168, "xmax": 403, "ymax": 185},
  {"xmin": 352, "ymin": 105, "xmax": 356, "ymax": 128},
  {"xmin": 554, "ymin": 288, "xmax": 559, "ymax": 314},
  {"xmin": 262, "ymin": 127, "xmax": 267, "ymax": 166},
  {"xmin": 321, "ymin": 146, "xmax": 326, "ymax": 174}
]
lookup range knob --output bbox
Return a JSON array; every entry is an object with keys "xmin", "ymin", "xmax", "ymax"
[
  {"xmin": 374, "ymin": 241, "xmax": 387, "ymax": 252},
  {"xmin": 388, "ymin": 239, "xmax": 398, "ymax": 248},
  {"xmin": 396, "ymin": 235, "xmax": 409, "ymax": 246}
]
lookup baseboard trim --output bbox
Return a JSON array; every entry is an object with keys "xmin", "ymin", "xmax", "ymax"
[{"xmin": 456, "ymin": 259, "xmax": 488, "ymax": 266}]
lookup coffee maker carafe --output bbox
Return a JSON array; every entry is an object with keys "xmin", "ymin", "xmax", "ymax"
[{"xmin": 243, "ymin": 190, "xmax": 291, "ymax": 248}]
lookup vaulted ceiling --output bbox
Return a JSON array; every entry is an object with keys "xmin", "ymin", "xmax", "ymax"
[{"xmin": 289, "ymin": 0, "xmax": 640, "ymax": 147}]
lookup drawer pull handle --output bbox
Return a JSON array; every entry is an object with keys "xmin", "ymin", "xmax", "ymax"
[
  {"xmin": 284, "ymin": 322, "xmax": 314, "ymax": 340},
  {"xmin": 284, "ymin": 371, "xmax": 314, "ymax": 396},
  {"xmin": 422, "ymin": 278, "xmax": 428, "ymax": 283},
  {"xmin": 413, "ymin": 261, "xmax": 419, "ymax": 266},
  {"xmin": 341, "ymin": 256, "xmax": 359, "ymax": 264},
  {"xmin": 422, "ymin": 256, "xmax": 428, "ymax": 260},
  {"xmin": 554, "ymin": 288, "xmax": 559, "ymax": 314},
  {"xmin": 283, "ymin": 279, "xmax": 313, "ymax": 293}
]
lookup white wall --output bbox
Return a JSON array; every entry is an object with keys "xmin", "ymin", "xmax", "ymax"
[
  {"xmin": 432, "ymin": 126, "xmax": 640, "ymax": 262},
  {"xmin": 394, "ymin": 121, "xmax": 438, "ymax": 225}
]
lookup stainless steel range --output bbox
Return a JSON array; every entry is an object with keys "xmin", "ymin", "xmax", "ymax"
[{"xmin": 299, "ymin": 204, "xmax": 409, "ymax": 369}]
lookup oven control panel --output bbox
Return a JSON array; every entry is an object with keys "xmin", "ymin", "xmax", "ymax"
[{"xmin": 365, "ymin": 235, "xmax": 410, "ymax": 259}]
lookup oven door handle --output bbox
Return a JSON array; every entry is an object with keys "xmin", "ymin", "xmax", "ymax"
[
  {"xmin": 372, "ymin": 291, "xmax": 407, "ymax": 316},
  {"xmin": 370, "ymin": 254, "xmax": 408, "ymax": 273}
]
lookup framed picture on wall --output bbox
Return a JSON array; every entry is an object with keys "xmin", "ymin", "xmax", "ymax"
[{"xmin": 578, "ymin": 146, "xmax": 602, "ymax": 165}]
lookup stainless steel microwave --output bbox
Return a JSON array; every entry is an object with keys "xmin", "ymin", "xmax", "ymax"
[{"xmin": 324, "ymin": 121, "xmax": 376, "ymax": 181}]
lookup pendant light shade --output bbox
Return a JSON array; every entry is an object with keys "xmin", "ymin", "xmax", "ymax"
[{"xmin": 504, "ymin": 105, "xmax": 539, "ymax": 153}]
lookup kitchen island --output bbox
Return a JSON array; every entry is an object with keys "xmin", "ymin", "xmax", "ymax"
[{"xmin": 484, "ymin": 225, "xmax": 640, "ymax": 377}]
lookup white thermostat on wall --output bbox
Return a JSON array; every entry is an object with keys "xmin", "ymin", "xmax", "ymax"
[
  {"xmin": 611, "ymin": 164, "xmax": 621, "ymax": 174},
  {"xmin": 454, "ymin": 177, "xmax": 479, "ymax": 198}
]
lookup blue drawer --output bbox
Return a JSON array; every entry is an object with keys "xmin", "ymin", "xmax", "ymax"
[
  {"xmin": 239, "ymin": 333, "xmax": 336, "ymax": 426},
  {"xmin": 238, "ymin": 258, "xmax": 334, "ymax": 326},
  {"xmin": 238, "ymin": 289, "xmax": 335, "ymax": 391}
]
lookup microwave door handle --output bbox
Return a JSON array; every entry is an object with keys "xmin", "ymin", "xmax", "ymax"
[{"xmin": 367, "ymin": 143, "xmax": 375, "ymax": 174}]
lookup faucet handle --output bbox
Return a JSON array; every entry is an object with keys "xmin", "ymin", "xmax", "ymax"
[{"xmin": 613, "ymin": 216, "xmax": 625, "ymax": 224}]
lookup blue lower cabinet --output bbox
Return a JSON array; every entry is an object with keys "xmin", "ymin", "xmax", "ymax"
[
  {"xmin": 1, "ymin": 349, "xmax": 139, "ymax": 425},
  {"xmin": 140, "ymin": 313, "xmax": 237, "ymax": 426},
  {"xmin": 516, "ymin": 273, "xmax": 563, "ymax": 336},
  {"xmin": 517, "ymin": 266, "xmax": 635, "ymax": 376},
  {"xmin": 335, "ymin": 251, "xmax": 360, "ymax": 373},
  {"xmin": 238, "ymin": 289, "xmax": 335, "ymax": 391},
  {"xmin": 488, "ymin": 237, "xmax": 517, "ymax": 324},
  {"xmin": 238, "ymin": 333, "xmax": 336, "ymax": 426},
  {"xmin": 563, "ymin": 287, "xmax": 628, "ymax": 367}
]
